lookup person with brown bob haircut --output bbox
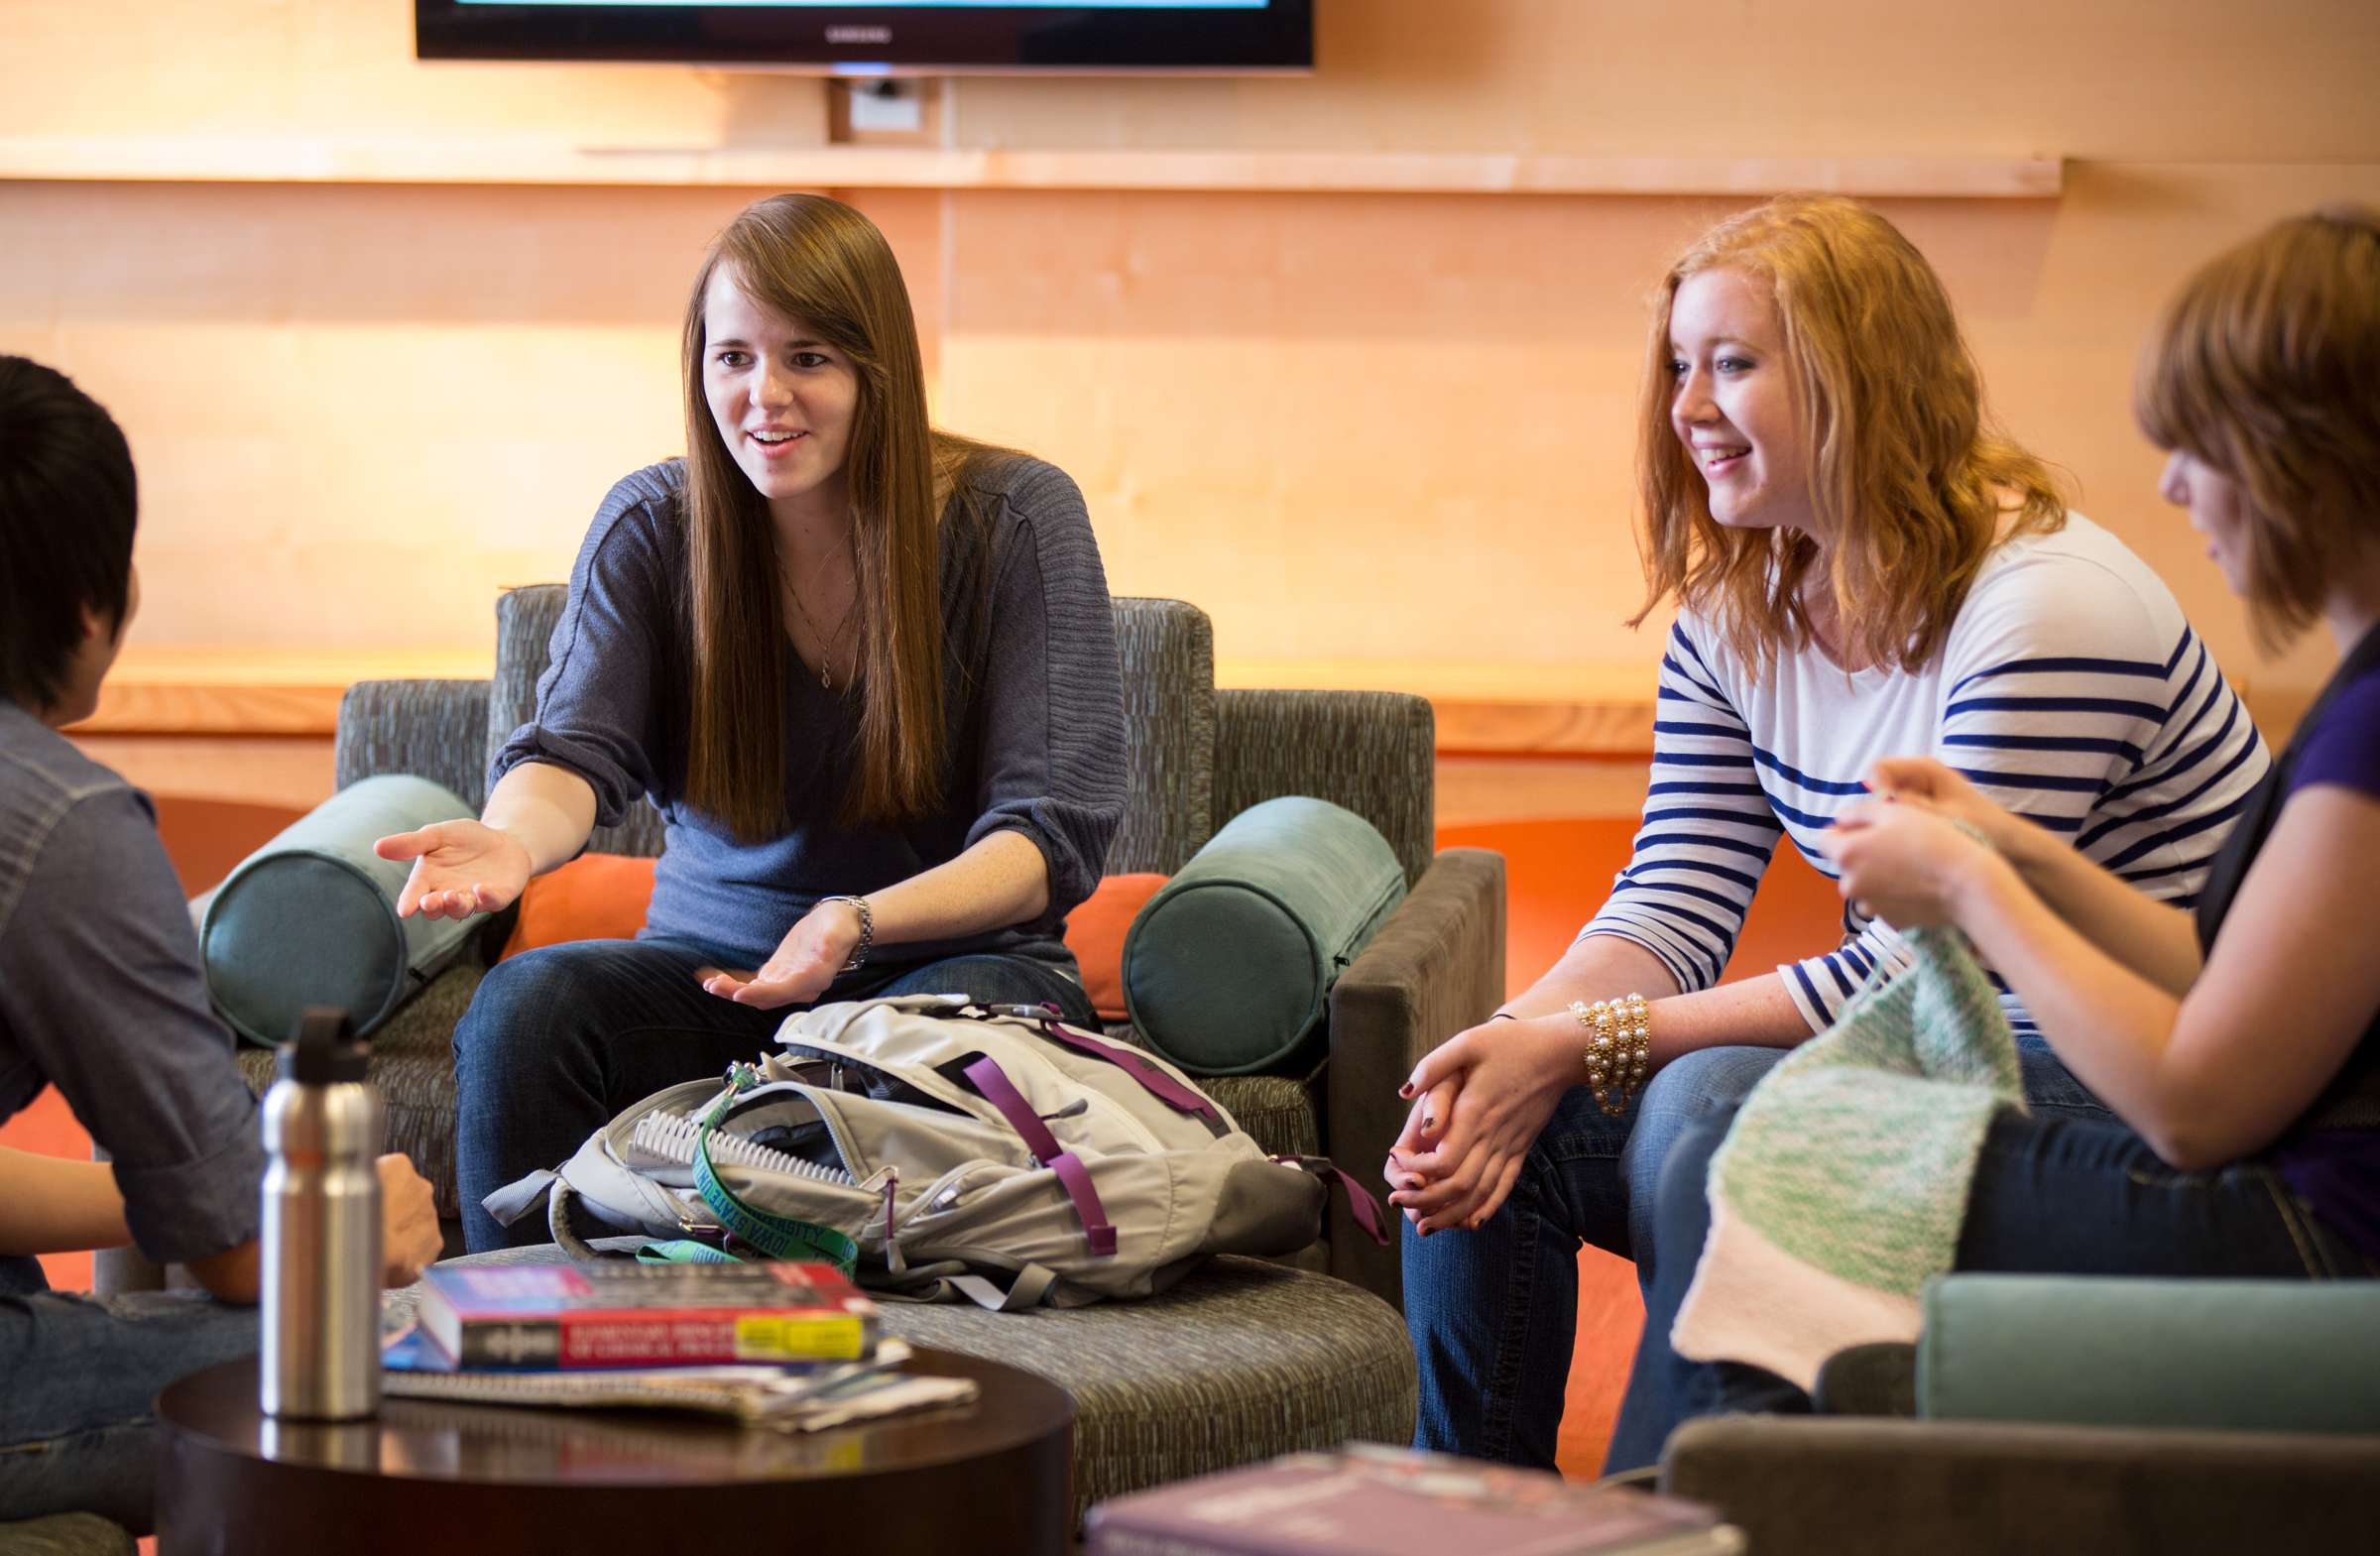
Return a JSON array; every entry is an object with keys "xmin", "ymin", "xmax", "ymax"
[
  {"xmin": 1389, "ymin": 195, "xmax": 2272, "ymax": 1468},
  {"xmin": 375, "ymin": 194, "xmax": 1128, "ymax": 1253},
  {"xmin": 1610, "ymin": 204, "xmax": 2380, "ymax": 1467}
]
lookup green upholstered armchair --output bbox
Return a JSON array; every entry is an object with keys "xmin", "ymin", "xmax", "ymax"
[
  {"xmin": 1656, "ymin": 1273, "xmax": 2380, "ymax": 1555},
  {"xmin": 97, "ymin": 592, "xmax": 1503, "ymax": 1309}
]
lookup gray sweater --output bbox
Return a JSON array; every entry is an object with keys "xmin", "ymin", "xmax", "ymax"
[{"xmin": 492, "ymin": 455, "xmax": 1128, "ymax": 974}]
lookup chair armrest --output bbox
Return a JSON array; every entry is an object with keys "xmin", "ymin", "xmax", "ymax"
[
  {"xmin": 1660, "ymin": 1414, "xmax": 2380, "ymax": 1556},
  {"xmin": 334, "ymin": 679, "xmax": 492, "ymax": 808},
  {"xmin": 1920, "ymin": 1273, "xmax": 2380, "ymax": 1433},
  {"xmin": 1324, "ymin": 846, "xmax": 1505, "ymax": 1307}
]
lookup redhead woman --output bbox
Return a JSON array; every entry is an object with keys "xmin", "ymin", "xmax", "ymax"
[
  {"xmin": 1611, "ymin": 204, "xmax": 2380, "ymax": 1466},
  {"xmin": 375, "ymin": 194, "xmax": 1127, "ymax": 1252},
  {"xmin": 1390, "ymin": 195, "xmax": 2270, "ymax": 1466}
]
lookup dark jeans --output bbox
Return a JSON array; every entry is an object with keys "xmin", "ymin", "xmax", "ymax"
[
  {"xmin": 0, "ymin": 1267, "xmax": 257, "ymax": 1531},
  {"xmin": 452, "ymin": 937, "xmax": 1099, "ymax": 1252},
  {"xmin": 1604, "ymin": 1103, "xmax": 2379, "ymax": 1473},
  {"xmin": 1402, "ymin": 1037, "xmax": 2112, "ymax": 1469}
]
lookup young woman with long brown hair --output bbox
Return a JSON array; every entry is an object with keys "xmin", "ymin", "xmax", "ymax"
[
  {"xmin": 1610, "ymin": 204, "xmax": 2380, "ymax": 1467},
  {"xmin": 376, "ymin": 194, "xmax": 1127, "ymax": 1253},
  {"xmin": 1388, "ymin": 195, "xmax": 2271, "ymax": 1467}
]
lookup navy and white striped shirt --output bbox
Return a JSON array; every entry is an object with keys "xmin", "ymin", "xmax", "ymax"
[{"xmin": 1581, "ymin": 515, "xmax": 2271, "ymax": 1036}]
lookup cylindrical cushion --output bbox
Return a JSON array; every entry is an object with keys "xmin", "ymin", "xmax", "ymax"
[
  {"xmin": 1122, "ymin": 796, "xmax": 1405, "ymax": 1076},
  {"xmin": 1919, "ymin": 1273, "xmax": 2380, "ymax": 1433},
  {"xmin": 198, "ymin": 775, "xmax": 476, "ymax": 1045}
]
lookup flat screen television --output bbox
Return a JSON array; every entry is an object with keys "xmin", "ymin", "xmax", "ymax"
[{"xmin": 414, "ymin": 2, "xmax": 1314, "ymax": 73}]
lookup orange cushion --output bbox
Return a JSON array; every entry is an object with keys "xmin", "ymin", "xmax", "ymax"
[
  {"xmin": 1064, "ymin": 872, "xmax": 1168, "ymax": 1022},
  {"xmin": 499, "ymin": 853, "xmax": 658, "ymax": 961},
  {"xmin": 498, "ymin": 858, "xmax": 1162, "ymax": 1016}
]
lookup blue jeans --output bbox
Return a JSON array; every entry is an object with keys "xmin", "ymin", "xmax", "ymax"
[
  {"xmin": 0, "ymin": 1262, "xmax": 257, "ymax": 1531},
  {"xmin": 452, "ymin": 937, "xmax": 1100, "ymax": 1252},
  {"xmin": 1604, "ymin": 1103, "xmax": 2379, "ymax": 1472},
  {"xmin": 1402, "ymin": 1037, "xmax": 2112, "ymax": 1468}
]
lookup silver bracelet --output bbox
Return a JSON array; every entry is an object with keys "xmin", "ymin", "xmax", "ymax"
[{"xmin": 821, "ymin": 895, "xmax": 874, "ymax": 972}]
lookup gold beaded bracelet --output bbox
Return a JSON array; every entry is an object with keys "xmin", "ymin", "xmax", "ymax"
[{"xmin": 1567, "ymin": 993, "xmax": 1652, "ymax": 1117}]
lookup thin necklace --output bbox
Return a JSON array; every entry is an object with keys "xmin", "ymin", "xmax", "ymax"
[{"xmin": 780, "ymin": 551, "xmax": 858, "ymax": 691}]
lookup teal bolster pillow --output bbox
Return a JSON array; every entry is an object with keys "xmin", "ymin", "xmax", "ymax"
[
  {"xmin": 197, "ymin": 775, "xmax": 477, "ymax": 1046},
  {"xmin": 1919, "ymin": 1274, "xmax": 2380, "ymax": 1434},
  {"xmin": 1122, "ymin": 796, "xmax": 1407, "ymax": 1076}
]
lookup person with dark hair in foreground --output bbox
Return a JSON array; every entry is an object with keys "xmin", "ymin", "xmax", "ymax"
[
  {"xmin": 1611, "ymin": 206, "xmax": 2380, "ymax": 1469},
  {"xmin": 0, "ymin": 356, "xmax": 442, "ymax": 1531}
]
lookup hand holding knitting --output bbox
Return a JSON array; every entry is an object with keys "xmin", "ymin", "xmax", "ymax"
[
  {"xmin": 1821, "ymin": 799, "xmax": 2000, "ymax": 929},
  {"xmin": 1384, "ymin": 1015, "xmax": 1580, "ymax": 1235},
  {"xmin": 1863, "ymin": 757, "xmax": 2043, "ymax": 862}
]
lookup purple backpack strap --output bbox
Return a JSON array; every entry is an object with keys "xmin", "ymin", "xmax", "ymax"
[
  {"xmin": 1032, "ymin": 1015, "xmax": 1222, "ymax": 1123},
  {"xmin": 963, "ymin": 1054, "xmax": 1119, "ymax": 1258},
  {"xmin": 1276, "ymin": 1156, "xmax": 1391, "ymax": 1248}
]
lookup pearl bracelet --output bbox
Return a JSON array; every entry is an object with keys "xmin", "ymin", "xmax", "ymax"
[{"xmin": 1567, "ymin": 993, "xmax": 1652, "ymax": 1117}]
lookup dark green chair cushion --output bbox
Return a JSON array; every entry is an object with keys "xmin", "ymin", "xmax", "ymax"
[
  {"xmin": 198, "ymin": 775, "xmax": 474, "ymax": 1045},
  {"xmin": 1122, "ymin": 796, "xmax": 1404, "ymax": 1076}
]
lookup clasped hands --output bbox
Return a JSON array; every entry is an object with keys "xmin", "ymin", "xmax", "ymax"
[
  {"xmin": 1382, "ymin": 1013, "xmax": 1581, "ymax": 1236},
  {"xmin": 1381, "ymin": 757, "xmax": 2027, "ymax": 1237},
  {"xmin": 377, "ymin": 819, "xmax": 865, "ymax": 1011}
]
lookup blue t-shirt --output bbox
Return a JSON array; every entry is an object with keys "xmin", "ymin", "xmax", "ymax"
[
  {"xmin": 2274, "ymin": 655, "xmax": 2380, "ymax": 1262},
  {"xmin": 2288, "ymin": 661, "xmax": 2380, "ymax": 803}
]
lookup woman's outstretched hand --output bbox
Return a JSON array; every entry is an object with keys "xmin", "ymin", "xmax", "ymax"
[
  {"xmin": 699, "ymin": 898, "xmax": 866, "ymax": 1011},
  {"xmin": 376, "ymin": 821, "xmax": 535, "ymax": 920},
  {"xmin": 1384, "ymin": 1014, "xmax": 1577, "ymax": 1236}
]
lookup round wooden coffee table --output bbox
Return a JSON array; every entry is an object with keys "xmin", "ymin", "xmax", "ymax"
[{"xmin": 155, "ymin": 1349, "xmax": 1073, "ymax": 1556}]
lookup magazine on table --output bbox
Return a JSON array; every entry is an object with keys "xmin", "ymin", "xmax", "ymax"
[{"xmin": 380, "ymin": 1329, "xmax": 976, "ymax": 1431}]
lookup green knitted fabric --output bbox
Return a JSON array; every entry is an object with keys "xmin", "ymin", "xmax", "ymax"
[{"xmin": 1709, "ymin": 923, "xmax": 2028, "ymax": 1296}]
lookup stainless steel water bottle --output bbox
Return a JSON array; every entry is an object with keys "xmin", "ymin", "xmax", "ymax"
[{"xmin": 260, "ymin": 1007, "xmax": 383, "ymax": 1420}]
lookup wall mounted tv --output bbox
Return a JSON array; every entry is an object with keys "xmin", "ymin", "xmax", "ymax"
[{"xmin": 415, "ymin": 2, "xmax": 1314, "ymax": 73}]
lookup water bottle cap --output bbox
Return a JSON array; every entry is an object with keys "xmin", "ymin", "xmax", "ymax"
[{"xmin": 281, "ymin": 1007, "xmax": 370, "ymax": 1085}]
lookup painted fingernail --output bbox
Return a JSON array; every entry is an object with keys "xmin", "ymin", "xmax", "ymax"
[{"xmin": 1398, "ymin": 1083, "xmax": 1416, "ymax": 1099}]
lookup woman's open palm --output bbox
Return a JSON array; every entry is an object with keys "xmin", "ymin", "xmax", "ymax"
[{"xmin": 375, "ymin": 820, "xmax": 534, "ymax": 921}]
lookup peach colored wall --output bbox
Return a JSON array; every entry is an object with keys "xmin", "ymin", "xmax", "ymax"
[{"xmin": 4, "ymin": 0, "xmax": 2378, "ymax": 704}]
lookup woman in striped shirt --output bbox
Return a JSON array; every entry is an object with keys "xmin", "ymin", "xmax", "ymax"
[
  {"xmin": 1389, "ymin": 194, "xmax": 2269, "ymax": 1469},
  {"xmin": 1610, "ymin": 203, "xmax": 2380, "ymax": 1469}
]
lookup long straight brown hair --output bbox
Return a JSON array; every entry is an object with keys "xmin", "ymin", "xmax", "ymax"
[
  {"xmin": 680, "ymin": 193, "xmax": 990, "ymax": 841},
  {"xmin": 1632, "ymin": 195, "xmax": 2066, "ymax": 674}
]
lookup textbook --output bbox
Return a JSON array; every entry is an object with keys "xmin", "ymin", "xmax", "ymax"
[
  {"xmin": 415, "ymin": 1259, "xmax": 880, "ymax": 1371},
  {"xmin": 1084, "ymin": 1445, "xmax": 1744, "ymax": 1556}
]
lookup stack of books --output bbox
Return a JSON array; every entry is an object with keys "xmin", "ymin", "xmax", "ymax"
[
  {"xmin": 1085, "ymin": 1445, "xmax": 1744, "ymax": 1555},
  {"xmin": 381, "ymin": 1259, "xmax": 974, "ymax": 1430}
]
